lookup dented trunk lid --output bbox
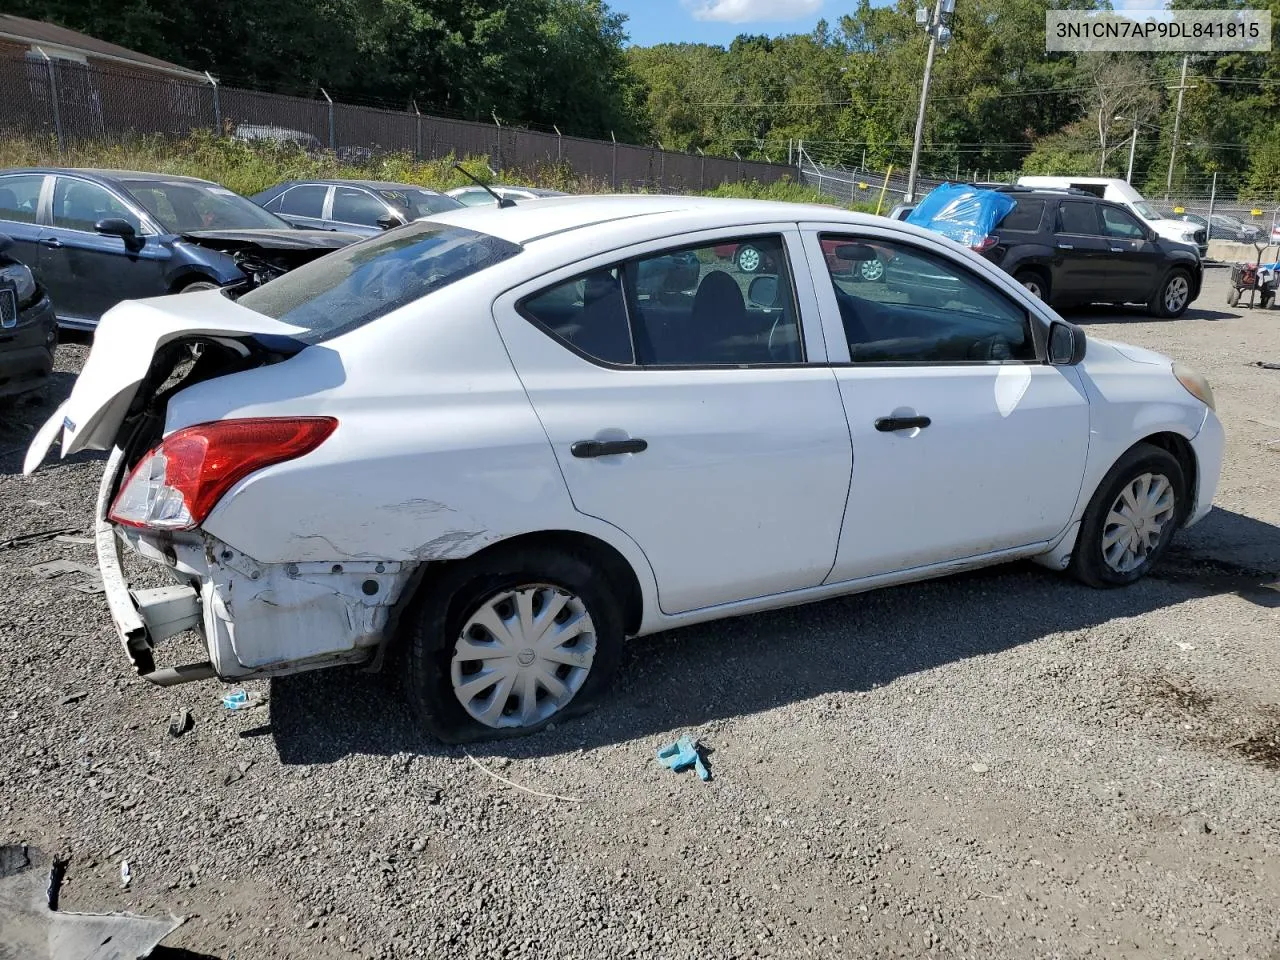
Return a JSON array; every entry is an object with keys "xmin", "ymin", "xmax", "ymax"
[{"xmin": 24, "ymin": 291, "xmax": 309, "ymax": 474}]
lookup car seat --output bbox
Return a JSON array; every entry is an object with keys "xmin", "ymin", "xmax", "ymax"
[
  {"xmin": 574, "ymin": 271, "xmax": 633, "ymax": 364},
  {"xmin": 689, "ymin": 270, "xmax": 745, "ymax": 363}
]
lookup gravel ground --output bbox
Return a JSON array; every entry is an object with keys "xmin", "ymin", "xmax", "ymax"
[{"xmin": 2, "ymin": 265, "xmax": 1278, "ymax": 960}]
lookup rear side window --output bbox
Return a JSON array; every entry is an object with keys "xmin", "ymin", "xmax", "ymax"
[
  {"xmin": 0, "ymin": 174, "xmax": 43, "ymax": 224},
  {"xmin": 237, "ymin": 221, "xmax": 522, "ymax": 342},
  {"xmin": 1058, "ymin": 202, "xmax": 1100, "ymax": 235},
  {"xmin": 522, "ymin": 268, "xmax": 634, "ymax": 365},
  {"xmin": 998, "ymin": 199, "xmax": 1045, "ymax": 231}
]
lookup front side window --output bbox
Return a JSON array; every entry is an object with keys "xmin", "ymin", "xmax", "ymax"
[
  {"xmin": 1057, "ymin": 201, "xmax": 1100, "ymax": 235},
  {"xmin": 276, "ymin": 184, "xmax": 328, "ymax": 218},
  {"xmin": 237, "ymin": 220, "xmax": 522, "ymax": 342},
  {"xmin": 332, "ymin": 186, "xmax": 390, "ymax": 226},
  {"xmin": 518, "ymin": 235, "xmax": 803, "ymax": 367},
  {"xmin": 1100, "ymin": 206, "xmax": 1146, "ymax": 239},
  {"xmin": 125, "ymin": 179, "xmax": 289, "ymax": 232},
  {"xmin": 0, "ymin": 175, "xmax": 44, "ymax": 224},
  {"xmin": 818, "ymin": 234, "xmax": 1036, "ymax": 364},
  {"xmin": 51, "ymin": 178, "xmax": 140, "ymax": 233}
]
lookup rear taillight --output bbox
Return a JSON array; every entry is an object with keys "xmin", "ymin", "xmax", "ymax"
[
  {"xmin": 971, "ymin": 235, "xmax": 999, "ymax": 254},
  {"xmin": 109, "ymin": 417, "xmax": 337, "ymax": 531}
]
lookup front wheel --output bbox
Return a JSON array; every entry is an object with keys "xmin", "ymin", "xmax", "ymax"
[
  {"xmin": 178, "ymin": 279, "xmax": 222, "ymax": 293},
  {"xmin": 404, "ymin": 546, "xmax": 625, "ymax": 743},
  {"xmin": 1149, "ymin": 268, "xmax": 1192, "ymax": 318},
  {"xmin": 1069, "ymin": 443, "xmax": 1186, "ymax": 588},
  {"xmin": 858, "ymin": 257, "xmax": 885, "ymax": 282}
]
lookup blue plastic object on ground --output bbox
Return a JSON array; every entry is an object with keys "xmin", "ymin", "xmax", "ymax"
[
  {"xmin": 657, "ymin": 735, "xmax": 711, "ymax": 781},
  {"xmin": 905, "ymin": 182, "xmax": 1016, "ymax": 248}
]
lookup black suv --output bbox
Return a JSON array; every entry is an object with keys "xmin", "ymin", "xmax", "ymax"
[{"xmin": 959, "ymin": 187, "xmax": 1202, "ymax": 318}]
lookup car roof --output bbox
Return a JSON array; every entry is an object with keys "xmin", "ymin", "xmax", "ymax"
[
  {"xmin": 273, "ymin": 179, "xmax": 449, "ymax": 193},
  {"xmin": 421, "ymin": 194, "xmax": 918, "ymax": 247},
  {"xmin": 0, "ymin": 167, "xmax": 217, "ymax": 186}
]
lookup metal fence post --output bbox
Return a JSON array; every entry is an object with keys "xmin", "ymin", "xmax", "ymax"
[
  {"xmin": 611, "ymin": 131, "xmax": 618, "ymax": 190},
  {"xmin": 204, "ymin": 71, "xmax": 221, "ymax": 134},
  {"xmin": 35, "ymin": 49, "xmax": 63, "ymax": 152},
  {"xmin": 657, "ymin": 142, "xmax": 665, "ymax": 190},
  {"xmin": 554, "ymin": 125, "xmax": 562, "ymax": 164},
  {"xmin": 492, "ymin": 112, "xmax": 503, "ymax": 171},
  {"xmin": 735, "ymin": 151, "xmax": 742, "ymax": 184},
  {"xmin": 697, "ymin": 147, "xmax": 705, "ymax": 192},
  {"xmin": 1206, "ymin": 171, "xmax": 1217, "ymax": 227},
  {"xmin": 413, "ymin": 101, "xmax": 421, "ymax": 160},
  {"xmin": 320, "ymin": 88, "xmax": 334, "ymax": 150}
]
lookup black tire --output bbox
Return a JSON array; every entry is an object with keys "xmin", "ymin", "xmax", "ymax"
[
  {"xmin": 178, "ymin": 278, "xmax": 221, "ymax": 293},
  {"xmin": 735, "ymin": 245, "xmax": 764, "ymax": 274},
  {"xmin": 1069, "ymin": 442, "xmax": 1187, "ymax": 589},
  {"xmin": 404, "ymin": 545, "xmax": 625, "ymax": 744},
  {"xmin": 1228, "ymin": 287, "xmax": 1241, "ymax": 307},
  {"xmin": 1014, "ymin": 268, "xmax": 1050, "ymax": 303},
  {"xmin": 1149, "ymin": 268, "xmax": 1193, "ymax": 318}
]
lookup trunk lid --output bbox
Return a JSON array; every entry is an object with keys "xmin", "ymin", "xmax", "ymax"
[{"xmin": 24, "ymin": 291, "xmax": 308, "ymax": 474}]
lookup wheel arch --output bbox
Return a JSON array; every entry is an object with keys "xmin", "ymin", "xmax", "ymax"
[{"xmin": 1136, "ymin": 430, "xmax": 1198, "ymax": 521}]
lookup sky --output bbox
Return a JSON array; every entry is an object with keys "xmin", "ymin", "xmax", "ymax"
[{"xmin": 612, "ymin": 0, "xmax": 1173, "ymax": 47}]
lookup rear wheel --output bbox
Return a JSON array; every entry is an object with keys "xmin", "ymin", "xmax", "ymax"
[
  {"xmin": 858, "ymin": 257, "xmax": 885, "ymax": 282},
  {"xmin": 1014, "ymin": 268, "xmax": 1049, "ymax": 303},
  {"xmin": 1227, "ymin": 287, "xmax": 1241, "ymax": 307},
  {"xmin": 404, "ymin": 545, "xmax": 625, "ymax": 743},
  {"xmin": 1069, "ymin": 443, "xmax": 1186, "ymax": 588},
  {"xmin": 736, "ymin": 245, "xmax": 763, "ymax": 274},
  {"xmin": 1149, "ymin": 268, "xmax": 1192, "ymax": 318}
]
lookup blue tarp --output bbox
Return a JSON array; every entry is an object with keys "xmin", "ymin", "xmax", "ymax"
[{"xmin": 904, "ymin": 183, "xmax": 1016, "ymax": 248}]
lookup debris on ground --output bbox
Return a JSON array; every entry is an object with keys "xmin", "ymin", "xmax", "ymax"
[
  {"xmin": 28, "ymin": 559, "xmax": 98, "ymax": 580},
  {"xmin": 0, "ymin": 527, "xmax": 82, "ymax": 550},
  {"xmin": 222, "ymin": 690, "xmax": 266, "ymax": 711},
  {"xmin": 168, "ymin": 709, "xmax": 194, "ymax": 738},
  {"xmin": 0, "ymin": 844, "xmax": 181, "ymax": 960},
  {"xmin": 657, "ymin": 735, "xmax": 712, "ymax": 781},
  {"xmin": 60, "ymin": 691, "xmax": 87, "ymax": 706},
  {"xmin": 1253, "ymin": 360, "xmax": 1280, "ymax": 370},
  {"xmin": 119, "ymin": 860, "xmax": 131, "ymax": 888}
]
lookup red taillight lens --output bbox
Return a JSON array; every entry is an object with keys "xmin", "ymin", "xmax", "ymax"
[
  {"xmin": 109, "ymin": 417, "xmax": 337, "ymax": 531},
  {"xmin": 971, "ymin": 235, "xmax": 998, "ymax": 254}
]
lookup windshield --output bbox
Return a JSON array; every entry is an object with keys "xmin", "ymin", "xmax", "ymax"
[
  {"xmin": 125, "ymin": 179, "xmax": 290, "ymax": 233},
  {"xmin": 236, "ymin": 221, "xmax": 522, "ymax": 342},
  {"xmin": 1131, "ymin": 200, "xmax": 1161, "ymax": 221},
  {"xmin": 375, "ymin": 187, "xmax": 463, "ymax": 219}
]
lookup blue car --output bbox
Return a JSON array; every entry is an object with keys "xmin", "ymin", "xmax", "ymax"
[
  {"xmin": 0, "ymin": 168, "xmax": 362, "ymax": 330},
  {"xmin": 251, "ymin": 179, "xmax": 464, "ymax": 236}
]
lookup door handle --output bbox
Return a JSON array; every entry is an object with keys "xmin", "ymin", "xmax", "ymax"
[
  {"xmin": 38, "ymin": 238, "xmax": 63, "ymax": 248},
  {"xmin": 1110, "ymin": 246, "xmax": 1124, "ymax": 253},
  {"xmin": 1056, "ymin": 243, "xmax": 1074, "ymax": 250},
  {"xmin": 875, "ymin": 416, "xmax": 931, "ymax": 432},
  {"xmin": 571, "ymin": 438, "xmax": 648, "ymax": 458}
]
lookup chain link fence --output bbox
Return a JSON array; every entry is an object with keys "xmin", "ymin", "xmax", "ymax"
[{"xmin": 0, "ymin": 49, "xmax": 793, "ymax": 192}]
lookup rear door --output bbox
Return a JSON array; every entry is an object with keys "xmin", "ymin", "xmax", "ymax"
[
  {"xmin": 272, "ymin": 184, "xmax": 330, "ymax": 230},
  {"xmin": 39, "ymin": 176, "xmax": 167, "ymax": 325},
  {"xmin": 328, "ymin": 185, "xmax": 396, "ymax": 234},
  {"xmin": 1098, "ymin": 204, "xmax": 1163, "ymax": 302},
  {"xmin": 0, "ymin": 173, "xmax": 50, "ymax": 272},
  {"xmin": 493, "ymin": 226, "xmax": 854, "ymax": 615},
  {"xmin": 1052, "ymin": 200, "xmax": 1111, "ymax": 302}
]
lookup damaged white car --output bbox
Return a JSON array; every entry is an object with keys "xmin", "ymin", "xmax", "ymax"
[{"xmin": 25, "ymin": 196, "xmax": 1224, "ymax": 743}]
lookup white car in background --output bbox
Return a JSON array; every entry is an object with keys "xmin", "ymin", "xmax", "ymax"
[
  {"xmin": 446, "ymin": 184, "xmax": 569, "ymax": 207},
  {"xmin": 25, "ymin": 196, "xmax": 1224, "ymax": 743}
]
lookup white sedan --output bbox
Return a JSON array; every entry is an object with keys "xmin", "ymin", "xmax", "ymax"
[{"xmin": 25, "ymin": 196, "xmax": 1224, "ymax": 743}]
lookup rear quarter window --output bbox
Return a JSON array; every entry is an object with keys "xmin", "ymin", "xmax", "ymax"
[
  {"xmin": 997, "ymin": 199, "xmax": 1045, "ymax": 232},
  {"xmin": 235, "ymin": 221, "xmax": 522, "ymax": 342}
]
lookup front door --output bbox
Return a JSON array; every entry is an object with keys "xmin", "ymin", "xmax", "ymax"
[
  {"xmin": 1052, "ymin": 200, "xmax": 1113, "ymax": 303},
  {"xmin": 1098, "ymin": 204, "xmax": 1164, "ymax": 303},
  {"xmin": 39, "ymin": 176, "xmax": 167, "ymax": 325},
  {"xmin": 801, "ymin": 226, "xmax": 1091, "ymax": 582},
  {"xmin": 493, "ymin": 228, "xmax": 853, "ymax": 615}
]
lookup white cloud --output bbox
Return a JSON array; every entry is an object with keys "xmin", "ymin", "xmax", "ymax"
[{"xmin": 684, "ymin": 0, "xmax": 823, "ymax": 25}]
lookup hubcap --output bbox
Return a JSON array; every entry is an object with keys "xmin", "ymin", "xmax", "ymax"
[
  {"xmin": 860, "ymin": 258, "xmax": 885, "ymax": 281},
  {"xmin": 1165, "ymin": 275, "xmax": 1189, "ymax": 312},
  {"xmin": 1022, "ymin": 279, "xmax": 1043, "ymax": 299},
  {"xmin": 738, "ymin": 247, "xmax": 761, "ymax": 272},
  {"xmin": 451, "ymin": 585, "xmax": 597, "ymax": 729},
  {"xmin": 1101, "ymin": 473, "xmax": 1176, "ymax": 573}
]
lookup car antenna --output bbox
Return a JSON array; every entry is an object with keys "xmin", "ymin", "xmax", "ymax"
[{"xmin": 453, "ymin": 163, "xmax": 516, "ymax": 208}]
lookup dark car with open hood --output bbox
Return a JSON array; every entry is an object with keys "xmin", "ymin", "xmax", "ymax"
[{"xmin": 0, "ymin": 168, "xmax": 363, "ymax": 330}]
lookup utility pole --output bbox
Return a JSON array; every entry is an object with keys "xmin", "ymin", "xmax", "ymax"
[
  {"xmin": 1126, "ymin": 120, "xmax": 1138, "ymax": 184},
  {"xmin": 905, "ymin": 0, "xmax": 953, "ymax": 203},
  {"xmin": 1166, "ymin": 54, "xmax": 1189, "ymax": 199}
]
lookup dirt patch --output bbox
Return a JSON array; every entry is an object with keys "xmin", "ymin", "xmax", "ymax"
[{"xmin": 1227, "ymin": 708, "xmax": 1280, "ymax": 771}]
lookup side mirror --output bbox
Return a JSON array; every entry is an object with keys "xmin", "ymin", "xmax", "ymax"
[
  {"xmin": 1048, "ymin": 320, "xmax": 1087, "ymax": 365},
  {"xmin": 96, "ymin": 218, "xmax": 142, "ymax": 249},
  {"xmin": 376, "ymin": 214, "xmax": 401, "ymax": 230},
  {"xmin": 747, "ymin": 274, "xmax": 779, "ymax": 308}
]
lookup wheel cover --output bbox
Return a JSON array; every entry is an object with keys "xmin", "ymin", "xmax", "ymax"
[
  {"xmin": 450, "ymin": 584, "xmax": 597, "ymax": 729},
  {"xmin": 1021, "ymin": 278, "xmax": 1043, "ymax": 299},
  {"xmin": 737, "ymin": 247, "xmax": 761, "ymax": 272},
  {"xmin": 1101, "ymin": 472, "xmax": 1176, "ymax": 574},
  {"xmin": 1164, "ymin": 275, "xmax": 1189, "ymax": 312},
  {"xmin": 860, "ymin": 258, "xmax": 885, "ymax": 281}
]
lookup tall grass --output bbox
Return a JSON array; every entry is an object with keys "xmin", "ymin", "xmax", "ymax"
[{"xmin": 0, "ymin": 131, "xmax": 858, "ymax": 209}]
